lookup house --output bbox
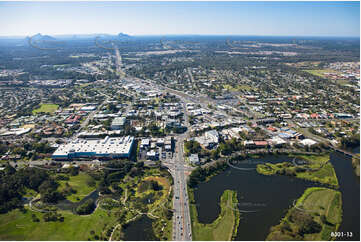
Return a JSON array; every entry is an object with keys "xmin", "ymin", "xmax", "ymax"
[
  {"xmin": 65, "ymin": 115, "xmax": 81, "ymax": 124},
  {"xmin": 254, "ymin": 141, "xmax": 269, "ymax": 148}
]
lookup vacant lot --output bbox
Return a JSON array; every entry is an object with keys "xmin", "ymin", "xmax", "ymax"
[{"xmin": 32, "ymin": 103, "xmax": 59, "ymax": 114}]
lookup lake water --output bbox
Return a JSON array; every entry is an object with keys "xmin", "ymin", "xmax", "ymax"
[
  {"xmin": 193, "ymin": 153, "xmax": 360, "ymax": 241},
  {"xmin": 55, "ymin": 189, "xmax": 99, "ymax": 213},
  {"xmin": 330, "ymin": 152, "xmax": 360, "ymax": 241},
  {"xmin": 122, "ymin": 215, "xmax": 158, "ymax": 241}
]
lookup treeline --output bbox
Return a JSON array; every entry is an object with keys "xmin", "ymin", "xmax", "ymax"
[
  {"xmin": 340, "ymin": 133, "xmax": 360, "ymax": 149},
  {"xmin": 0, "ymin": 165, "xmax": 63, "ymax": 213},
  {"xmin": 4, "ymin": 141, "xmax": 55, "ymax": 160},
  {"xmin": 93, "ymin": 160, "xmax": 145, "ymax": 195},
  {"xmin": 188, "ymin": 160, "xmax": 228, "ymax": 188}
]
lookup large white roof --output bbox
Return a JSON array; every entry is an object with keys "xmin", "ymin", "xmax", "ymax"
[{"xmin": 53, "ymin": 136, "xmax": 134, "ymax": 156}]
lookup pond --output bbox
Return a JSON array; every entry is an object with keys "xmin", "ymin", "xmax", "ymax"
[
  {"xmin": 122, "ymin": 215, "xmax": 159, "ymax": 241},
  {"xmin": 193, "ymin": 153, "xmax": 360, "ymax": 240},
  {"xmin": 55, "ymin": 189, "xmax": 99, "ymax": 214}
]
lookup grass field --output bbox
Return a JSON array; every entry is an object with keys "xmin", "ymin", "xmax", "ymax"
[
  {"xmin": 304, "ymin": 69, "xmax": 349, "ymax": 86},
  {"xmin": 267, "ymin": 187, "xmax": 342, "ymax": 241},
  {"xmin": 32, "ymin": 103, "xmax": 59, "ymax": 115},
  {"xmin": 189, "ymin": 189, "xmax": 240, "ymax": 241},
  {"xmin": 304, "ymin": 69, "xmax": 337, "ymax": 78},
  {"xmin": 57, "ymin": 173, "xmax": 96, "ymax": 202},
  {"xmin": 257, "ymin": 154, "xmax": 339, "ymax": 187},
  {"xmin": 0, "ymin": 207, "xmax": 118, "ymax": 241}
]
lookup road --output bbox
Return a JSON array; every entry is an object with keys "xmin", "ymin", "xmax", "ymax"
[
  {"xmin": 114, "ymin": 45, "xmax": 125, "ymax": 78},
  {"xmin": 77, "ymin": 91, "xmax": 111, "ymax": 136},
  {"xmin": 162, "ymin": 102, "xmax": 193, "ymax": 241},
  {"xmin": 187, "ymin": 67, "xmax": 197, "ymax": 91}
]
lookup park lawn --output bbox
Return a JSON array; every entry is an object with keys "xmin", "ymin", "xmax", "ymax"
[
  {"xmin": 267, "ymin": 187, "xmax": 342, "ymax": 241},
  {"xmin": 296, "ymin": 163, "xmax": 339, "ymax": 188},
  {"xmin": 293, "ymin": 154, "xmax": 330, "ymax": 165},
  {"xmin": 136, "ymin": 176, "xmax": 171, "ymax": 210},
  {"xmin": 32, "ymin": 103, "xmax": 59, "ymax": 115},
  {"xmin": 298, "ymin": 187, "xmax": 342, "ymax": 240},
  {"xmin": 304, "ymin": 69, "xmax": 349, "ymax": 86},
  {"xmin": 257, "ymin": 154, "xmax": 339, "ymax": 188},
  {"xmin": 0, "ymin": 207, "xmax": 118, "ymax": 241},
  {"xmin": 57, "ymin": 173, "xmax": 96, "ymax": 202},
  {"xmin": 22, "ymin": 188, "xmax": 37, "ymax": 198},
  {"xmin": 304, "ymin": 69, "xmax": 337, "ymax": 78},
  {"xmin": 190, "ymin": 189, "xmax": 240, "ymax": 241},
  {"xmin": 143, "ymin": 176, "xmax": 170, "ymax": 195}
]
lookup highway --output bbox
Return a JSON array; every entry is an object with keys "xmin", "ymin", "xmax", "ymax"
[{"xmin": 168, "ymin": 102, "xmax": 193, "ymax": 241}]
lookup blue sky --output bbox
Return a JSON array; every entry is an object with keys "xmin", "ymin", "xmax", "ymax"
[{"xmin": 0, "ymin": 1, "xmax": 359, "ymax": 37}]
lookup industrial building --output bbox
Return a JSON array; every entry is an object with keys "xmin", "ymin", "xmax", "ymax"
[
  {"xmin": 111, "ymin": 117, "xmax": 126, "ymax": 130},
  {"xmin": 52, "ymin": 136, "xmax": 134, "ymax": 160}
]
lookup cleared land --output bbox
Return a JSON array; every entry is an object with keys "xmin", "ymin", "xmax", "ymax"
[
  {"xmin": 57, "ymin": 173, "xmax": 97, "ymax": 202},
  {"xmin": 257, "ymin": 154, "xmax": 339, "ymax": 188},
  {"xmin": 267, "ymin": 187, "xmax": 342, "ymax": 241},
  {"xmin": 32, "ymin": 103, "xmax": 59, "ymax": 114},
  {"xmin": 189, "ymin": 189, "xmax": 240, "ymax": 241}
]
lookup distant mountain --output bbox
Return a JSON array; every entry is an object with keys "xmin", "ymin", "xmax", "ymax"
[
  {"xmin": 30, "ymin": 33, "xmax": 56, "ymax": 41},
  {"xmin": 118, "ymin": 33, "xmax": 131, "ymax": 38}
]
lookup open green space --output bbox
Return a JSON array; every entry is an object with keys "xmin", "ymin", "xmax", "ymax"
[
  {"xmin": 0, "ymin": 207, "xmax": 118, "ymax": 241},
  {"xmin": 304, "ymin": 69, "xmax": 338, "ymax": 78},
  {"xmin": 223, "ymin": 84, "xmax": 257, "ymax": 92},
  {"xmin": 0, "ymin": 162, "xmax": 174, "ymax": 241},
  {"xmin": 267, "ymin": 187, "xmax": 342, "ymax": 241},
  {"xmin": 57, "ymin": 172, "xmax": 97, "ymax": 202},
  {"xmin": 32, "ymin": 103, "xmax": 59, "ymax": 114},
  {"xmin": 257, "ymin": 154, "xmax": 339, "ymax": 188},
  {"xmin": 304, "ymin": 69, "xmax": 349, "ymax": 86},
  {"xmin": 189, "ymin": 189, "xmax": 240, "ymax": 241}
]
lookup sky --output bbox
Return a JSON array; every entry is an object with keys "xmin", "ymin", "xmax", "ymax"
[{"xmin": 0, "ymin": 1, "xmax": 359, "ymax": 37}]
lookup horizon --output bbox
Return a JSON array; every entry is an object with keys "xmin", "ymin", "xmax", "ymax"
[
  {"xmin": 0, "ymin": 1, "xmax": 359, "ymax": 37},
  {"xmin": 1, "ymin": 33, "xmax": 360, "ymax": 39}
]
